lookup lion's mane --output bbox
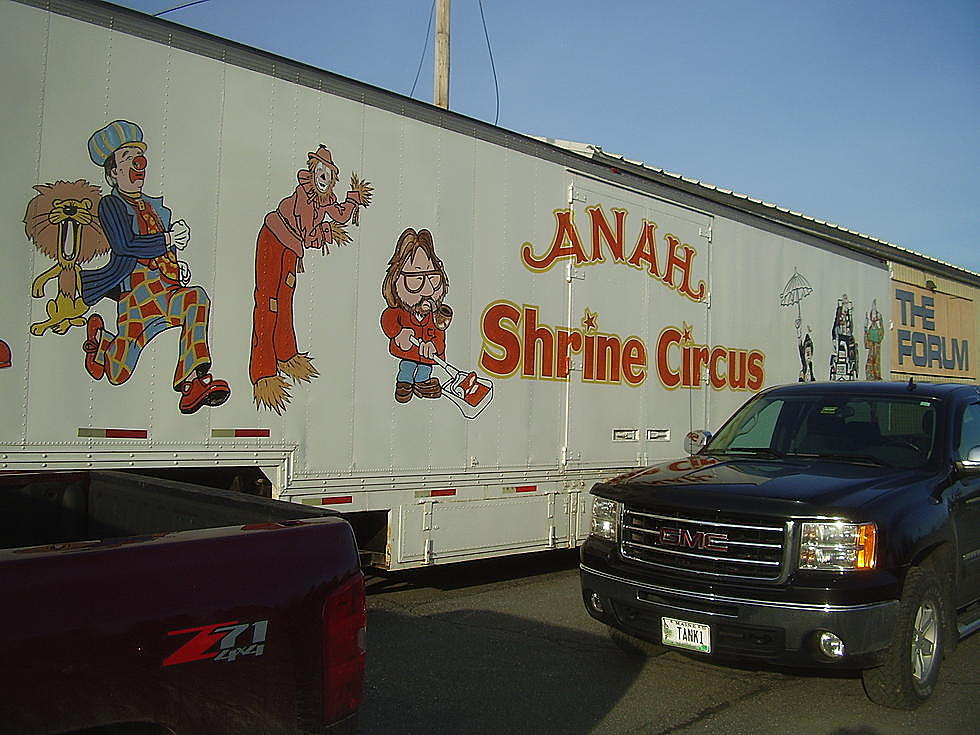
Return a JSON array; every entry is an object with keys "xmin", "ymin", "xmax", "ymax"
[{"xmin": 24, "ymin": 180, "xmax": 110, "ymax": 263}]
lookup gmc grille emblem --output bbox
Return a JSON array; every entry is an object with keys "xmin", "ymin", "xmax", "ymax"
[{"xmin": 654, "ymin": 526, "xmax": 729, "ymax": 552}]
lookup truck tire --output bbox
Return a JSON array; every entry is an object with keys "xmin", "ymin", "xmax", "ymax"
[
  {"xmin": 609, "ymin": 627, "xmax": 668, "ymax": 658},
  {"xmin": 862, "ymin": 565, "xmax": 947, "ymax": 709}
]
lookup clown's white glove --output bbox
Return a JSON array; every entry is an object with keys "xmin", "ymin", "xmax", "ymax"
[{"xmin": 169, "ymin": 219, "xmax": 191, "ymax": 250}]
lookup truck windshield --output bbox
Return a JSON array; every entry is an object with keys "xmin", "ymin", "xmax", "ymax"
[{"xmin": 705, "ymin": 393, "xmax": 938, "ymax": 469}]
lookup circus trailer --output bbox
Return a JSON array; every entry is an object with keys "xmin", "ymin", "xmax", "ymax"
[{"xmin": 1, "ymin": 0, "xmax": 976, "ymax": 570}]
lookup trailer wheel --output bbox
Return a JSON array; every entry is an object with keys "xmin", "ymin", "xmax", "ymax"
[
  {"xmin": 609, "ymin": 627, "xmax": 668, "ymax": 658},
  {"xmin": 862, "ymin": 565, "xmax": 947, "ymax": 709}
]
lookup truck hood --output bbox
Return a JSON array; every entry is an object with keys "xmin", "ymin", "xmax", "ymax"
[{"xmin": 595, "ymin": 455, "xmax": 931, "ymax": 512}]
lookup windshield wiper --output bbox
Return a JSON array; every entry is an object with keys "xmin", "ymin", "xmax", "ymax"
[
  {"xmin": 713, "ymin": 447, "xmax": 785, "ymax": 459},
  {"xmin": 797, "ymin": 452, "xmax": 885, "ymax": 467}
]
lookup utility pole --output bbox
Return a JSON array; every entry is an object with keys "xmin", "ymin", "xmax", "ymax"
[{"xmin": 434, "ymin": 0, "xmax": 450, "ymax": 109}]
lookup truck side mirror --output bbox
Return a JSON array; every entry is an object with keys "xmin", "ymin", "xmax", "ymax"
[
  {"xmin": 685, "ymin": 430, "xmax": 712, "ymax": 456},
  {"xmin": 954, "ymin": 445, "xmax": 980, "ymax": 476}
]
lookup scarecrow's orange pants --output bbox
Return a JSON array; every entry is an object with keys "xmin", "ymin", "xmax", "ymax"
[{"xmin": 249, "ymin": 225, "xmax": 299, "ymax": 384}]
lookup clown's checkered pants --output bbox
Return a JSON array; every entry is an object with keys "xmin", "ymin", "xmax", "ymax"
[{"xmin": 88, "ymin": 265, "xmax": 211, "ymax": 389}]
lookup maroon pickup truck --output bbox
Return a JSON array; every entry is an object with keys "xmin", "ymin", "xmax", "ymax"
[{"xmin": 0, "ymin": 470, "xmax": 366, "ymax": 735}]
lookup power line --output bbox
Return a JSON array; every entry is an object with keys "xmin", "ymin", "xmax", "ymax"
[
  {"xmin": 151, "ymin": 0, "xmax": 498, "ymax": 123},
  {"xmin": 478, "ymin": 0, "xmax": 499, "ymax": 125},
  {"xmin": 410, "ymin": 1, "xmax": 436, "ymax": 99},
  {"xmin": 153, "ymin": 0, "xmax": 212, "ymax": 17}
]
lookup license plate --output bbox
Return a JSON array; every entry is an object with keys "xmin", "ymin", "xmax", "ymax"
[{"xmin": 661, "ymin": 616, "xmax": 711, "ymax": 653}]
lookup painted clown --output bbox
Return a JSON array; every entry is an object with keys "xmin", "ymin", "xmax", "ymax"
[
  {"xmin": 864, "ymin": 299, "xmax": 884, "ymax": 380},
  {"xmin": 80, "ymin": 120, "xmax": 230, "ymax": 414},
  {"xmin": 249, "ymin": 145, "xmax": 372, "ymax": 413}
]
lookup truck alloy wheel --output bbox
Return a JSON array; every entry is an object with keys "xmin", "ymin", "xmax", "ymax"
[
  {"xmin": 910, "ymin": 598, "xmax": 940, "ymax": 684},
  {"xmin": 862, "ymin": 565, "xmax": 947, "ymax": 709}
]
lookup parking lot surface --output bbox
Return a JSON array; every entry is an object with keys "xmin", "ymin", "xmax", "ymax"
[{"xmin": 359, "ymin": 551, "xmax": 979, "ymax": 735}]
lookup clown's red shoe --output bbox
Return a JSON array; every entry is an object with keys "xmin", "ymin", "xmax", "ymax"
[
  {"xmin": 179, "ymin": 373, "xmax": 231, "ymax": 414},
  {"xmin": 82, "ymin": 314, "xmax": 105, "ymax": 380}
]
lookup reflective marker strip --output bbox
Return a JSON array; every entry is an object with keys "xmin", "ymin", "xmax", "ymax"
[
  {"xmin": 302, "ymin": 496, "xmax": 353, "ymax": 506},
  {"xmin": 212, "ymin": 429, "xmax": 270, "ymax": 438},
  {"xmin": 78, "ymin": 428, "xmax": 148, "ymax": 439},
  {"xmin": 415, "ymin": 488, "xmax": 457, "ymax": 498},
  {"xmin": 503, "ymin": 485, "xmax": 537, "ymax": 494}
]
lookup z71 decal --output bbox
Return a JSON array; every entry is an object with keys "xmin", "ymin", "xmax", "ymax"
[{"xmin": 163, "ymin": 619, "xmax": 268, "ymax": 667}]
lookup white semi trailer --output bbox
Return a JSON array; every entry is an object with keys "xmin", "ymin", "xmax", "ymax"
[{"xmin": 2, "ymin": 0, "xmax": 976, "ymax": 568}]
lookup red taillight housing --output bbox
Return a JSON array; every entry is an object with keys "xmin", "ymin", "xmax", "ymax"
[{"xmin": 322, "ymin": 572, "xmax": 366, "ymax": 724}]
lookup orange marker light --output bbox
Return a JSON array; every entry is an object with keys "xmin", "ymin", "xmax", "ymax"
[{"xmin": 855, "ymin": 523, "xmax": 877, "ymax": 570}]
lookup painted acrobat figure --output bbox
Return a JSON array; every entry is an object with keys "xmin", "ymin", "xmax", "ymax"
[
  {"xmin": 830, "ymin": 294, "xmax": 858, "ymax": 381},
  {"xmin": 798, "ymin": 329, "xmax": 815, "ymax": 382}
]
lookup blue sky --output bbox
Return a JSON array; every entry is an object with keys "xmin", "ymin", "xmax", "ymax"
[{"xmin": 111, "ymin": 1, "xmax": 979, "ymax": 273}]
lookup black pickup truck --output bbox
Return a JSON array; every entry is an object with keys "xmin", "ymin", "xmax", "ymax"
[{"xmin": 581, "ymin": 381, "xmax": 980, "ymax": 709}]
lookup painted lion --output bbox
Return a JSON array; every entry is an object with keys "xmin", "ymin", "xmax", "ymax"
[{"xmin": 24, "ymin": 180, "xmax": 110, "ymax": 335}]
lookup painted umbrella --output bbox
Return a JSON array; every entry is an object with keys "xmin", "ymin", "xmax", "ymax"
[{"xmin": 780, "ymin": 268, "xmax": 813, "ymax": 323}]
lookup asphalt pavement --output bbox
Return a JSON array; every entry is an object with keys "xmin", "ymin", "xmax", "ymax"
[{"xmin": 358, "ymin": 550, "xmax": 979, "ymax": 735}]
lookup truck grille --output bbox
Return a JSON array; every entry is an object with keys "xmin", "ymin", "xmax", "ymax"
[{"xmin": 621, "ymin": 505, "xmax": 787, "ymax": 580}]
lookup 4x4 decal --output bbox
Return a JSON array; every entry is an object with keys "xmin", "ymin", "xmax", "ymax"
[{"xmin": 163, "ymin": 619, "xmax": 268, "ymax": 667}]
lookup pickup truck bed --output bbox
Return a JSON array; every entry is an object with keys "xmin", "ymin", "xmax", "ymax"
[{"xmin": 0, "ymin": 471, "xmax": 365, "ymax": 735}]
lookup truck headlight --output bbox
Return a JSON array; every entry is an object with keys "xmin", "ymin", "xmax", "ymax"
[
  {"xmin": 799, "ymin": 521, "xmax": 876, "ymax": 571},
  {"xmin": 590, "ymin": 497, "xmax": 622, "ymax": 542}
]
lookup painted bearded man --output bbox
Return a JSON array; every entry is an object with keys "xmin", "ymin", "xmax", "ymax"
[
  {"xmin": 380, "ymin": 228, "xmax": 453, "ymax": 403},
  {"xmin": 80, "ymin": 120, "xmax": 230, "ymax": 415}
]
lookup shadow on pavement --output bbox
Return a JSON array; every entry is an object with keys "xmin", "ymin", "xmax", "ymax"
[{"xmin": 359, "ymin": 606, "xmax": 641, "ymax": 735}]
